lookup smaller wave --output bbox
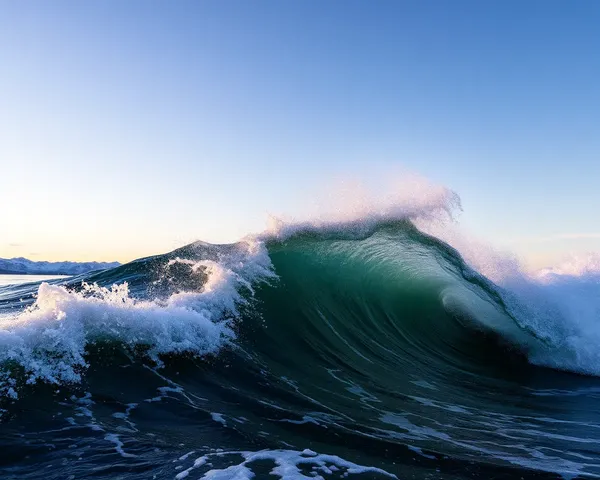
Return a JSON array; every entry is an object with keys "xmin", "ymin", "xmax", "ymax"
[{"xmin": 0, "ymin": 240, "xmax": 274, "ymax": 399}]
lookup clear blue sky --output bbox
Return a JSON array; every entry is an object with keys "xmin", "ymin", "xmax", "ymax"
[{"xmin": 1, "ymin": 0, "xmax": 599, "ymax": 265}]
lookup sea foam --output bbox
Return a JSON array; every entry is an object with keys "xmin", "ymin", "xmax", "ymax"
[{"xmin": 173, "ymin": 448, "xmax": 396, "ymax": 479}]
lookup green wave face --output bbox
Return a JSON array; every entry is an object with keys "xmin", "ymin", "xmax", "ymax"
[{"xmin": 258, "ymin": 221, "xmax": 532, "ymax": 375}]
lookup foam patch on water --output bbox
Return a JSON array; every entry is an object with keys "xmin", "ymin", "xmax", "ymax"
[
  {"xmin": 173, "ymin": 448, "xmax": 396, "ymax": 479},
  {"xmin": 0, "ymin": 240, "xmax": 273, "ymax": 398}
]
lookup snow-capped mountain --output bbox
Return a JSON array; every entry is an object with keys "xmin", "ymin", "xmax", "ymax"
[{"xmin": 0, "ymin": 257, "xmax": 120, "ymax": 275}]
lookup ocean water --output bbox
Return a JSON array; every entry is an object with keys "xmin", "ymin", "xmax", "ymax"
[
  {"xmin": 1, "ymin": 194, "xmax": 600, "ymax": 479},
  {"xmin": 0, "ymin": 274, "xmax": 68, "ymax": 287}
]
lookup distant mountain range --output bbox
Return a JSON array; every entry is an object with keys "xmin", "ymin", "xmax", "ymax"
[{"xmin": 0, "ymin": 257, "xmax": 121, "ymax": 276}]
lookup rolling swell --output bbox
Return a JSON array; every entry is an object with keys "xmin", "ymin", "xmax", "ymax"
[{"xmin": 1, "ymin": 221, "xmax": 600, "ymax": 479}]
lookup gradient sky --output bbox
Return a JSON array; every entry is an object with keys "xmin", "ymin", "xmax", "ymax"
[{"xmin": 1, "ymin": 0, "xmax": 599, "ymax": 266}]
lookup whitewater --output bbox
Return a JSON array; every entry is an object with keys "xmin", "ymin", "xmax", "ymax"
[{"xmin": 0, "ymin": 179, "xmax": 599, "ymax": 479}]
